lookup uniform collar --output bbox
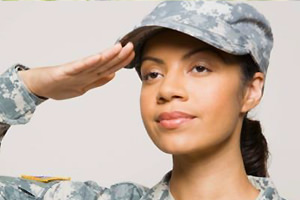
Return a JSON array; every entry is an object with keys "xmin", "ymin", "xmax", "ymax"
[{"xmin": 140, "ymin": 171, "xmax": 283, "ymax": 200}]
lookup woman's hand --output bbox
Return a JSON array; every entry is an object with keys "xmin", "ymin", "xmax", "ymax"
[{"xmin": 18, "ymin": 42, "xmax": 134, "ymax": 100}]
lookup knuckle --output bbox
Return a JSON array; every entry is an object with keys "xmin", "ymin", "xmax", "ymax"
[
  {"xmin": 78, "ymin": 87, "xmax": 87, "ymax": 95},
  {"xmin": 98, "ymin": 53, "xmax": 105, "ymax": 62},
  {"xmin": 117, "ymin": 53, "xmax": 123, "ymax": 60},
  {"xmin": 80, "ymin": 59, "xmax": 90, "ymax": 69}
]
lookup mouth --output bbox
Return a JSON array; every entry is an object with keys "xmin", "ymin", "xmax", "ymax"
[{"xmin": 156, "ymin": 111, "xmax": 196, "ymax": 129}]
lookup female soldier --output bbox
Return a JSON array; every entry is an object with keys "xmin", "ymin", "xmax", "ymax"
[{"xmin": 0, "ymin": 1, "xmax": 286, "ymax": 200}]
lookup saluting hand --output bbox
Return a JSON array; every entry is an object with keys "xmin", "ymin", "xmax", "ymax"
[{"xmin": 18, "ymin": 42, "xmax": 134, "ymax": 100}]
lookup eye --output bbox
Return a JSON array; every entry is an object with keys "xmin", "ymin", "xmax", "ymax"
[
  {"xmin": 142, "ymin": 71, "xmax": 163, "ymax": 81},
  {"xmin": 191, "ymin": 65, "xmax": 210, "ymax": 73}
]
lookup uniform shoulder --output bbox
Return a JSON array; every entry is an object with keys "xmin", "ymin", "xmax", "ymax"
[
  {"xmin": 0, "ymin": 175, "xmax": 150, "ymax": 200},
  {"xmin": 109, "ymin": 181, "xmax": 150, "ymax": 200},
  {"xmin": 247, "ymin": 175, "xmax": 288, "ymax": 200},
  {"xmin": 0, "ymin": 175, "xmax": 58, "ymax": 199}
]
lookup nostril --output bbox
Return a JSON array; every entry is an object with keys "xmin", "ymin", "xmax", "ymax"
[
  {"xmin": 157, "ymin": 95, "xmax": 183, "ymax": 104},
  {"xmin": 173, "ymin": 95, "xmax": 182, "ymax": 99},
  {"xmin": 157, "ymin": 97, "xmax": 167, "ymax": 104}
]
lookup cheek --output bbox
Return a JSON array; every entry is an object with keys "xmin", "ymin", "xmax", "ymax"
[
  {"xmin": 140, "ymin": 87, "xmax": 155, "ymax": 130},
  {"xmin": 190, "ymin": 76, "xmax": 242, "ymax": 137},
  {"xmin": 140, "ymin": 85, "xmax": 168, "ymax": 149}
]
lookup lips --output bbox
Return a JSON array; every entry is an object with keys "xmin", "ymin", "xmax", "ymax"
[
  {"xmin": 156, "ymin": 111, "xmax": 196, "ymax": 129},
  {"xmin": 157, "ymin": 111, "xmax": 195, "ymax": 121}
]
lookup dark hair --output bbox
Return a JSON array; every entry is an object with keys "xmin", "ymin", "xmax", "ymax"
[{"xmin": 238, "ymin": 55, "xmax": 269, "ymax": 177}]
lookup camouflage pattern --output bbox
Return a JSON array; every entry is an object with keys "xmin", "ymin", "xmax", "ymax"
[
  {"xmin": 0, "ymin": 64, "xmax": 47, "ymax": 125},
  {"xmin": 0, "ymin": 64, "xmax": 48, "ymax": 148},
  {"xmin": 119, "ymin": 1, "xmax": 273, "ymax": 75},
  {"xmin": 0, "ymin": 168, "xmax": 286, "ymax": 200},
  {"xmin": 0, "ymin": 64, "xmax": 287, "ymax": 199}
]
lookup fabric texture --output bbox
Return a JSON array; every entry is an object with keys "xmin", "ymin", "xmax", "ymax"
[
  {"xmin": 119, "ymin": 1, "xmax": 273, "ymax": 75},
  {"xmin": 0, "ymin": 64, "xmax": 47, "ymax": 125},
  {"xmin": 0, "ymin": 65, "xmax": 286, "ymax": 199}
]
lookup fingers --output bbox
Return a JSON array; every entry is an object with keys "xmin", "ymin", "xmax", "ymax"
[
  {"xmin": 83, "ymin": 50, "xmax": 134, "ymax": 92},
  {"xmin": 63, "ymin": 43, "xmax": 123, "ymax": 76},
  {"xmin": 83, "ymin": 47, "xmax": 134, "ymax": 91},
  {"xmin": 98, "ymin": 50, "xmax": 135, "ymax": 77},
  {"xmin": 91, "ymin": 42, "xmax": 134, "ymax": 77},
  {"xmin": 104, "ymin": 42, "xmax": 134, "ymax": 70}
]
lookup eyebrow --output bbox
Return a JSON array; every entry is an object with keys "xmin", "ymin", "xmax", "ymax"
[{"xmin": 141, "ymin": 47, "xmax": 227, "ymax": 65}]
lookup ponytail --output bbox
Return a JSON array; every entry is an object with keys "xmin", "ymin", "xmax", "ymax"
[
  {"xmin": 235, "ymin": 54, "xmax": 270, "ymax": 177},
  {"xmin": 240, "ymin": 117, "xmax": 269, "ymax": 177}
]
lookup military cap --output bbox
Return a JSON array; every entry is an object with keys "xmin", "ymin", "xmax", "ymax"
[{"xmin": 119, "ymin": 1, "xmax": 273, "ymax": 75}]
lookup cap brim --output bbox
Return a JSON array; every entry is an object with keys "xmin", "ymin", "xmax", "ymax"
[{"xmin": 119, "ymin": 21, "xmax": 250, "ymax": 69}]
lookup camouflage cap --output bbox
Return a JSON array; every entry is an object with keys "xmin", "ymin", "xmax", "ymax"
[{"xmin": 119, "ymin": 1, "xmax": 273, "ymax": 74}]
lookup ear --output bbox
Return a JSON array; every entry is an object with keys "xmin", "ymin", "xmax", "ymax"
[{"xmin": 241, "ymin": 72, "xmax": 265, "ymax": 113}]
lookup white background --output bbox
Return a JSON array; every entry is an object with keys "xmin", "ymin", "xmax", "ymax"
[{"xmin": 0, "ymin": 2, "xmax": 299, "ymax": 199}]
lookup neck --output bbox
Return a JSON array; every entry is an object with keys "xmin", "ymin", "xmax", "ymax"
[{"xmin": 169, "ymin": 129, "xmax": 260, "ymax": 200}]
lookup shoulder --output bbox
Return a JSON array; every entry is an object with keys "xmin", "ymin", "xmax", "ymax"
[
  {"xmin": 109, "ymin": 182, "xmax": 149, "ymax": 200},
  {"xmin": 0, "ymin": 175, "xmax": 57, "ymax": 199},
  {"xmin": 247, "ymin": 175, "xmax": 288, "ymax": 200},
  {"xmin": 45, "ymin": 180, "xmax": 149, "ymax": 200},
  {"xmin": 0, "ymin": 176, "xmax": 149, "ymax": 200}
]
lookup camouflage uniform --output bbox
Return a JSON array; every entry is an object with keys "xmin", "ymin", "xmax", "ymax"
[
  {"xmin": 0, "ymin": 1, "xmax": 287, "ymax": 199},
  {"xmin": 0, "ymin": 67, "xmax": 287, "ymax": 200}
]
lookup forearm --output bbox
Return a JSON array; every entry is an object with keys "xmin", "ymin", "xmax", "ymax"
[{"xmin": 0, "ymin": 64, "xmax": 48, "ymax": 145}]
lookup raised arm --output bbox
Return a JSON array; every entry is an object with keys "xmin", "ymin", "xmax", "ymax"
[
  {"xmin": 0, "ymin": 42, "xmax": 134, "ymax": 146},
  {"xmin": 0, "ymin": 42, "xmax": 140, "ymax": 199}
]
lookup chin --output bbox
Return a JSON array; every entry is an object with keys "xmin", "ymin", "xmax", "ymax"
[
  {"xmin": 150, "ymin": 130, "xmax": 226, "ymax": 157},
  {"xmin": 151, "ymin": 135, "xmax": 203, "ymax": 155},
  {"xmin": 144, "ymin": 120, "xmax": 228, "ymax": 156}
]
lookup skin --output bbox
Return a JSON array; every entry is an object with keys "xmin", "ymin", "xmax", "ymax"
[
  {"xmin": 19, "ymin": 30, "xmax": 265, "ymax": 199},
  {"xmin": 18, "ymin": 42, "xmax": 135, "ymax": 100},
  {"xmin": 139, "ymin": 30, "xmax": 264, "ymax": 200}
]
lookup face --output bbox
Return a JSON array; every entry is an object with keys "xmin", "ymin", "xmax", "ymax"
[{"xmin": 139, "ymin": 30, "xmax": 249, "ymax": 156}]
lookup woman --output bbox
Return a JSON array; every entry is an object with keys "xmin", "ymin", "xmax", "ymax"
[{"xmin": 0, "ymin": 1, "xmax": 286, "ymax": 200}]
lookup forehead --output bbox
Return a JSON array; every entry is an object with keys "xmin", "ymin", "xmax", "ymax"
[
  {"xmin": 141, "ymin": 29, "xmax": 237, "ymax": 64},
  {"xmin": 142, "ymin": 29, "xmax": 209, "ymax": 55}
]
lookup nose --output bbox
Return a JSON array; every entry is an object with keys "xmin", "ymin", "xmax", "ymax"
[{"xmin": 156, "ymin": 71, "xmax": 188, "ymax": 104}]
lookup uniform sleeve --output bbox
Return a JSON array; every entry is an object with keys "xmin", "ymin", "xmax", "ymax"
[{"xmin": 0, "ymin": 64, "xmax": 48, "ymax": 146}]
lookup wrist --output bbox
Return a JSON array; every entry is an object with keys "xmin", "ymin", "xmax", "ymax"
[{"xmin": 16, "ymin": 64, "xmax": 49, "ymax": 102}]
